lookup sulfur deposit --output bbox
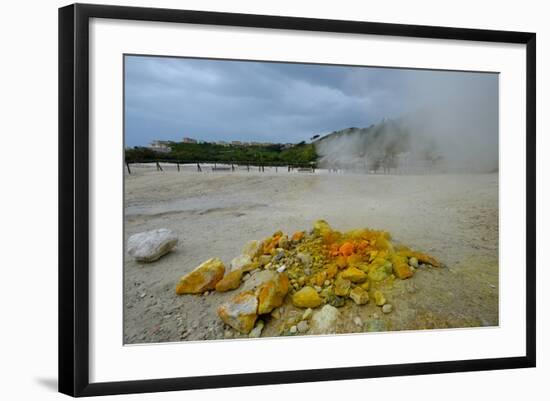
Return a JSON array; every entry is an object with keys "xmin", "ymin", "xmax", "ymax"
[{"xmin": 176, "ymin": 220, "xmax": 441, "ymax": 334}]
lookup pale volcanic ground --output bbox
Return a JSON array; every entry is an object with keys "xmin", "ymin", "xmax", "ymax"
[{"xmin": 124, "ymin": 164, "xmax": 498, "ymax": 344}]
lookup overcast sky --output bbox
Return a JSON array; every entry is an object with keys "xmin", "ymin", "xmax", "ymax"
[{"xmin": 124, "ymin": 55, "xmax": 498, "ymax": 147}]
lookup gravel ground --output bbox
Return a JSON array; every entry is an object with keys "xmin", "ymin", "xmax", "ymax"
[{"xmin": 123, "ymin": 165, "xmax": 498, "ymax": 344}]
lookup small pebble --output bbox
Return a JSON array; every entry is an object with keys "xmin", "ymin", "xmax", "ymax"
[
  {"xmin": 277, "ymin": 264, "xmax": 287, "ymax": 273},
  {"xmin": 353, "ymin": 316, "xmax": 363, "ymax": 327},
  {"xmin": 302, "ymin": 308, "xmax": 313, "ymax": 320},
  {"xmin": 409, "ymin": 257, "xmax": 419, "ymax": 268},
  {"xmin": 204, "ymin": 291, "xmax": 209, "ymax": 296},
  {"xmin": 297, "ymin": 320, "xmax": 309, "ymax": 333},
  {"xmin": 139, "ymin": 292, "xmax": 147, "ymax": 299},
  {"xmin": 382, "ymin": 304, "xmax": 393, "ymax": 314},
  {"xmin": 366, "ymin": 319, "xmax": 387, "ymax": 332},
  {"xmin": 314, "ymin": 285, "xmax": 322, "ymax": 293},
  {"xmin": 289, "ymin": 325, "xmax": 298, "ymax": 334},
  {"xmin": 242, "ymin": 273, "xmax": 251, "ymax": 281},
  {"xmin": 324, "ymin": 280, "xmax": 331, "ymax": 287},
  {"xmin": 249, "ymin": 320, "xmax": 264, "ymax": 338},
  {"xmin": 373, "ymin": 313, "xmax": 379, "ymax": 319}
]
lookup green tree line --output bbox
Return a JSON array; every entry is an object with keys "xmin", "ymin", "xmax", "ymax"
[{"xmin": 125, "ymin": 141, "xmax": 318, "ymax": 166}]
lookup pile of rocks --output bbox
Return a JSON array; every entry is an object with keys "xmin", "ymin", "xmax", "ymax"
[{"xmin": 175, "ymin": 220, "xmax": 441, "ymax": 335}]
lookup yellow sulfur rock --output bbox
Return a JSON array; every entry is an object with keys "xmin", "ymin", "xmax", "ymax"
[
  {"xmin": 217, "ymin": 291, "xmax": 258, "ymax": 334},
  {"xmin": 325, "ymin": 264, "xmax": 338, "ymax": 279},
  {"xmin": 391, "ymin": 255, "xmax": 413, "ymax": 279},
  {"xmin": 397, "ymin": 249, "xmax": 441, "ymax": 268},
  {"xmin": 292, "ymin": 286, "xmax": 323, "ymax": 308},
  {"xmin": 340, "ymin": 267, "xmax": 368, "ymax": 283},
  {"xmin": 359, "ymin": 281, "xmax": 370, "ymax": 291},
  {"xmin": 311, "ymin": 271, "xmax": 327, "ymax": 286},
  {"xmin": 412, "ymin": 252, "xmax": 441, "ymax": 268},
  {"xmin": 335, "ymin": 255, "xmax": 348, "ymax": 269},
  {"xmin": 256, "ymin": 273, "xmax": 290, "ymax": 314},
  {"xmin": 334, "ymin": 277, "xmax": 351, "ymax": 297},
  {"xmin": 374, "ymin": 290, "xmax": 386, "ymax": 306},
  {"xmin": 176, "ymin": 258, "xmax": 225, "ymax": 294},
  {"xmin": 242, "ymin": 240, "xmax": 262, "ymax": 259},
  {"xmin": 313, "ymin": 220, "xmax": 332, "ymax": 237},
  {"xmin": 349, "ymin": 287, "xmax": 369, "ymax": 305},
  {"xmin": 215, "ymin": 269, "xmax": 244, "ymax": 292},
  {"xmin": 367, "ymin": 258, "xmax": 393, "ymax": 282}
]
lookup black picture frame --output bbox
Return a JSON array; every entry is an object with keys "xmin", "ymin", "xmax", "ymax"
[{"xmin": 58, "ymin": 3, "xmax": 536, "ymax": 397}]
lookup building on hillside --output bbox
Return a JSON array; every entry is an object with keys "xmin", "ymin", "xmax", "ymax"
[
  {"xmin": 182, "ymin": 137, "xmax": 197, "ymax": 143},
  {"xmin": 231, "ymin": 140, "xmax": 243, "ymax": 146},
  {"xmin": 216, "ymin": 140, "xmax": 229, "ymax": 146},
  {"xmin": 148, "ymin": 140, "xmax": 172, "ymax": 153}
]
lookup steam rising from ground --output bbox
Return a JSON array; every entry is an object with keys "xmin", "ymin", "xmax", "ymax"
[{"xmin": 315, "ymin": 71, "xmax": 498, "ymax": 174}]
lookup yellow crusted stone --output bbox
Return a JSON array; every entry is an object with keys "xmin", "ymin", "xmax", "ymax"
[
  {"xmin": 215, "ymin": 269, "xmax": 243, "ymax": 292},
  {"xmin": 176, "ymin": 258, "xmax": 225, "ymax": 294},
  {"xmin": 292, "ymin": 286, "xmax": 323, "ymax": 308},
  {"xmin": 217, "ymin": 291, "xmax": 258, "ymax": 334}
]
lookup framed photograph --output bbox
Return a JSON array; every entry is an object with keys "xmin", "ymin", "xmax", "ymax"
[{"xmin": 58, "ymin": 3, "xmax": 536, "ymax": 397}]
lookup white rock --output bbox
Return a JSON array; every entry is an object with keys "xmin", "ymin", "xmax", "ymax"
[
  {"xmin": 297, "ymin": 320, "xmax": 309, "ymax": 333},
  {"xmin": 409, "ymin": 257, "xmax": 419, "ymax": 268},
  {"xmin": 296, "ymin": 252, "xmax": 312, "ymax": 268},
  {"xmin": 289, "ymin": 325, "xmax": 298, "ymax": 334},
  {"xmin": 382, "ymin": 304, "xmax": 393, "ymax": 314},
  {"xmin": 310, "ymin": 305, "xmax": 340, "ymax": 334},
  {"xmin": 353, "ymin": 316, "xmax": 363, "ymax": 327},
  {"xmin": 249, "ymin": 320, "xmax": 265, "ymax": 338},
  {"xmin": 242, "ymin": 240, "xmax": 261, "ymax": 258},
  {"xmin": 276, "ymin": 264, "xmax": 287, "ymax": 273},
  {"xmin": 127, "ymin": 229, "xmax": 178, "ymax": 262},
  {"xmin": 230, "ymin": 254, "xmax": 252, "ymax": 271},
  {"xmin": 241, "ymin": 270, "xmax": 277, "ymax": 292},
  {"xmin": 302, "ymin": 308, "xmax": 313, "ymax": 320}
]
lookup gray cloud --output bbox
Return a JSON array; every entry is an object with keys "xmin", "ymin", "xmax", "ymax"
[{"xmin": 124, "ymin": 55, "xmax": 497, "ymax": 151}]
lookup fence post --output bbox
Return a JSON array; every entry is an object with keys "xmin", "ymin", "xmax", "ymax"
[
  {"xmin": 156, "ymin": 161, "xmax": 163, "ymax": 171},
  {"xmin": 177, "ymin": 162, "xmax": 180, "ymax": 172}
]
